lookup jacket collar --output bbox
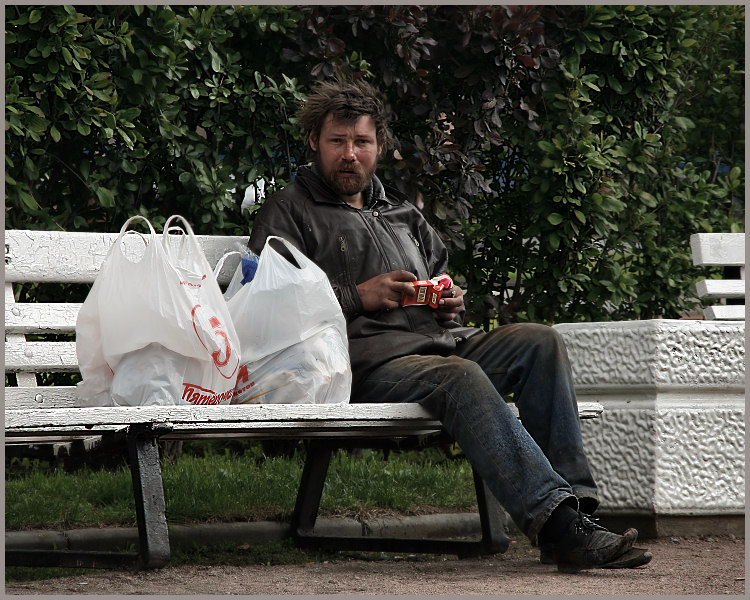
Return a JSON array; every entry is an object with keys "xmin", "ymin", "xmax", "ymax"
[{"xmin": 296, "ymin": 164, "xmax": 407, "ymax": 208}]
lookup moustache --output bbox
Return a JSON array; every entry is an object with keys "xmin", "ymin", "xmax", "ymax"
[{"xmin": 335, "ymin": 164, "xmax": 364, "ymax": 175}]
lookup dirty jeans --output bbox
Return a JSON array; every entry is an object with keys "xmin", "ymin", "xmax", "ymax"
[{"xmin": 353, "ymin": 323, "xmax": 598, "ymax": 544}]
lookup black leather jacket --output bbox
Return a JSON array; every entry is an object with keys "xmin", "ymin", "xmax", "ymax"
[{"xmin": 248, "ymin": 165, "xmax": 482, "ymax": 391}]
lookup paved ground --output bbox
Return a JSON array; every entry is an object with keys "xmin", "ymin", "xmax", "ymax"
[{"xmin": 6, "ymin": 535, "xmax": 745, "ymax": 595}]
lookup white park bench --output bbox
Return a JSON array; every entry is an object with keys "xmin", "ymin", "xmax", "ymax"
[
  {"xmin": 690, "ymin": 232, "xmax": 745, "ymax": 320},
  {"xmin": 4, "ymin": 228, "xmax": 603, "ymax": 570}
]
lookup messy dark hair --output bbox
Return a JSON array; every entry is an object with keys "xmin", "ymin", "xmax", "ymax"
[{"xmin": 296, "ymin": 75, "xmax": 394, "ymax": 151}]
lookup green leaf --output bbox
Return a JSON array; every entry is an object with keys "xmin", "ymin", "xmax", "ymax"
[
  {"xmin": 583, "ymin": 80, "xmax": 601, "ymax": 92},
  {"xmin": 209, "ymin": 46, "xmax": 222, "ymax": 73},
  {"xmin": 433, "ymin": 200, "xmax": 447, "ymax": 220},
  {"xmin": 24, "ymin": 115, "xmax": 48, "ymax": 134},
  {"xmin": 547, "ymin": 213, "xmax": 564, "ymax": 226},
  {"xmin": 50, "ymin": 124, "xmax": 61, "ymax": 142},
  {"xmin": 673, "ymin": 116, "xmax": 695, "ymax": 130},
  {"xmin": 118, "ymin": 107, "xmax": 141, "ymax": 121},
  {"xmin": 20, "ymin": 190, "xmax": 40, "ymax": 210},
  {"xmin": 95, "ymin": 186, "xmax": 115, "ymax": 207},
  {"xmin": 638, "ymin": 191, "xmax": 657, "ymax": 207},
  {"xmin": 537, "ymin": 140, "xmax": 556, "ymax": 153}
]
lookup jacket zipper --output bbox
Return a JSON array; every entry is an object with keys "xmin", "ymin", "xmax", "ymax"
[
  {"xmin": 337, "ymin": 234, "xmax": 354, "ymax": 289},
  {"xmin": 407, "ymin": 232, "xmax": 431, "ymax": 278},
  {"xmin": 359, "ymin": 211, "xmax": 394, "ymax": 272}
]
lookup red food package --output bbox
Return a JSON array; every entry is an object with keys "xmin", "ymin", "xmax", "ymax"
[{"xmin": 401, "ymin": 274, "xmax": 453, "ymax": 309}]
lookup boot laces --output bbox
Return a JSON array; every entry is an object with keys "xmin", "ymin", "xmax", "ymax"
[{"xmin": 574, "ymin": 512, "xmax": 608, "ymax": 535}]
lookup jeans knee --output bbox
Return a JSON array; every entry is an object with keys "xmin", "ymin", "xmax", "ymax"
[
  {"xmin": 437, "ymin": 356, "xmax": 488, "ymax": 386},
  {"xmin": 506, "ymin": 323, "xmax": 561, "ymax": 350},
  {"xmin": 536, "ymin": 324, "xmax": 564, "ymax": 350}
]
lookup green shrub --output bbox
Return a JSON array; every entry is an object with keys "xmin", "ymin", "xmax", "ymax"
[{"xmin": 5, "ymin": 5, "xmax": 743, "ymax": 323}]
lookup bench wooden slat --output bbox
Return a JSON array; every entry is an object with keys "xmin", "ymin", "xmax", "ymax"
[
  {"xmin": 5, "ymin": 404, "xmax": 441, "ymax": 431},
  {"xmin": 5, "ymin": 341, "xmax": 80, "ymax": 372},
  {"xmin": 5, "ymin": 386, "xmax": 81, "ymax": 409},
  {"xmin": 690, "ymin": 233, "xmax": 745, "ymax": 267},
  {"xmin": 4, "ymin": 400, "xmax": 604, "ymax": 435},
  {"xmin": 5, "ymin": 303, "xmax": 81, "ymax": 334},
  {"xmin": 704, "ymin": 305, "xmax": 746, "ymax": 320},
  {"xmin": 694, "ymin": 280, "xmax": 746, "ymax": 299},
  {"xmin": 4, "ymin": 230, "xmax": 248, "ymax": 285}
]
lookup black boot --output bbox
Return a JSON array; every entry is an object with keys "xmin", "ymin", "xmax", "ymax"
[{"xmin": 553, "ymin": 512, "xmax": 638, "ymax": 573}]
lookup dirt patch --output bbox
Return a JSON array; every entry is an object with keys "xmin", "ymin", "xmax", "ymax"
[{"xmin": 5, "ymin": 536, "xmax": 745, "ymax": 596}]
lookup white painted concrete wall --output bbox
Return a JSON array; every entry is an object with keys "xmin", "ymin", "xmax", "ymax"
[{"xmin": 554, "ymin": 319, "xmax": 745, "ymax": 518}]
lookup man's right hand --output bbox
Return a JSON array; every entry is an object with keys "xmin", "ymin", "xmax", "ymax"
[{"xmin": 357, "ymin": 270, "xmax": 417, "ymax": 312}]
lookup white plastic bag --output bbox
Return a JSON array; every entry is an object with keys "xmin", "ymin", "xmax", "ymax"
[
  {"xmin": 227, "ymin": 236, "xmax": 351, "ymax": 404},
  {"xmin": 76, "ymin": 215, "xmax": 241, "ymax": 406}
]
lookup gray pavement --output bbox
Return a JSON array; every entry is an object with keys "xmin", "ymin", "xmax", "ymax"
[{"xmin": 5, "ymin": 514, "xmax": 746, "ymax": 596}]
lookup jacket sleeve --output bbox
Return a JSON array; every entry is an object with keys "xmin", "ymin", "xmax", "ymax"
[{"xmin": 249, "ymin": 190, "xmax": 364, "ymax": 321}]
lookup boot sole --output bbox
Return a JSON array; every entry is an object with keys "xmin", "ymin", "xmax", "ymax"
[
  {"xmin": 600, "ymin": 547, "xmax": 652, "ymax": 569},
  {"xmin": 556, "ymin": 529, "xmax": 638, "ymax": 573},
  {"xmin": 543, "ymin": 547, "xmax": 652, "ymax": 569}
]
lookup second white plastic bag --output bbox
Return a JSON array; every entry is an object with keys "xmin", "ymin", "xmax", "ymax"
[{"xmin": 226, "ymin": 236, "xmax": 351, "ymax": 404}]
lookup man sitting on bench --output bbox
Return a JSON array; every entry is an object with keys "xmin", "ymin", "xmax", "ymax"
[{"xmin": 248, "ymin": 75, "xmax": 651, "ymax": 573}]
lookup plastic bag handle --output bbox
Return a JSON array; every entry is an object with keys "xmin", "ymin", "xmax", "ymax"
[
  {"xmin": 161, "ymin": 214, "xmax": 199, "ymax": 262},
  {"xmin": 119, "ymin": 215, "xmax": 157, "ymax": 237},
  {"xmin": 113, "ymin": 215, "xmax": 158, "ymax": 261},
  {"xmin": 263, "ymin": 236, "xmax": 312, "ymax": 270},
  {"xmin": 163, "ymin": 214, "xmax": 196, "ymax": 236},
  {"xmin": 213, "ymin": 251, "xmax": 242, "ymax": 278}
]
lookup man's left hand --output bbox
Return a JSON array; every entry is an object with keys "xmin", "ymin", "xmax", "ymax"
[{"xmin": 434, "ymin": 285, "xmax": 464, "ymax": 321}]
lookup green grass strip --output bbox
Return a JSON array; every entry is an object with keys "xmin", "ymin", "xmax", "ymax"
[{"xmin": 6, "ymin": 449, "xmax": 476, "ymax": 531}]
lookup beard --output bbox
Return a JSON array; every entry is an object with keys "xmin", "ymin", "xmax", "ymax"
[{"xmin": 315, "ymin": 156, "xmax": 378, "ymax": 199}]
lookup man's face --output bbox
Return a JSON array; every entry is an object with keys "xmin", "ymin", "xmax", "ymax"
[{"xmin": 310, "ymin": 114, "xmax": 382, "ymax": 206}]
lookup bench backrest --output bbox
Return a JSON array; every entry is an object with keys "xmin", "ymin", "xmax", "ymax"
[
  {"xmin": 690, "ymin": 233, "xmax": 746, "ymax": 320},
  {"xmin": 5, "ymin": 229, "xmax": 249, "ymax": 410}
]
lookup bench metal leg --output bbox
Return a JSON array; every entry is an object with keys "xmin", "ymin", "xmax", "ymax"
[
  {"xmin": 291, "ymin": 441, "xmax": 511, "ymax": 558},
  {"xmin": 470, "ymin": 468, "xmax": 510, "ymax": 557},
  {"xmin": 128, "ymin": 425, "xmax": 171, "ymax": 569},
  {"xmin": 291, "ymin": 440, "xmax": 334, "ymax": 535},
  {"xmin": 5, "ymin": 426, "xmax": 170, "ymax": 571}
]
